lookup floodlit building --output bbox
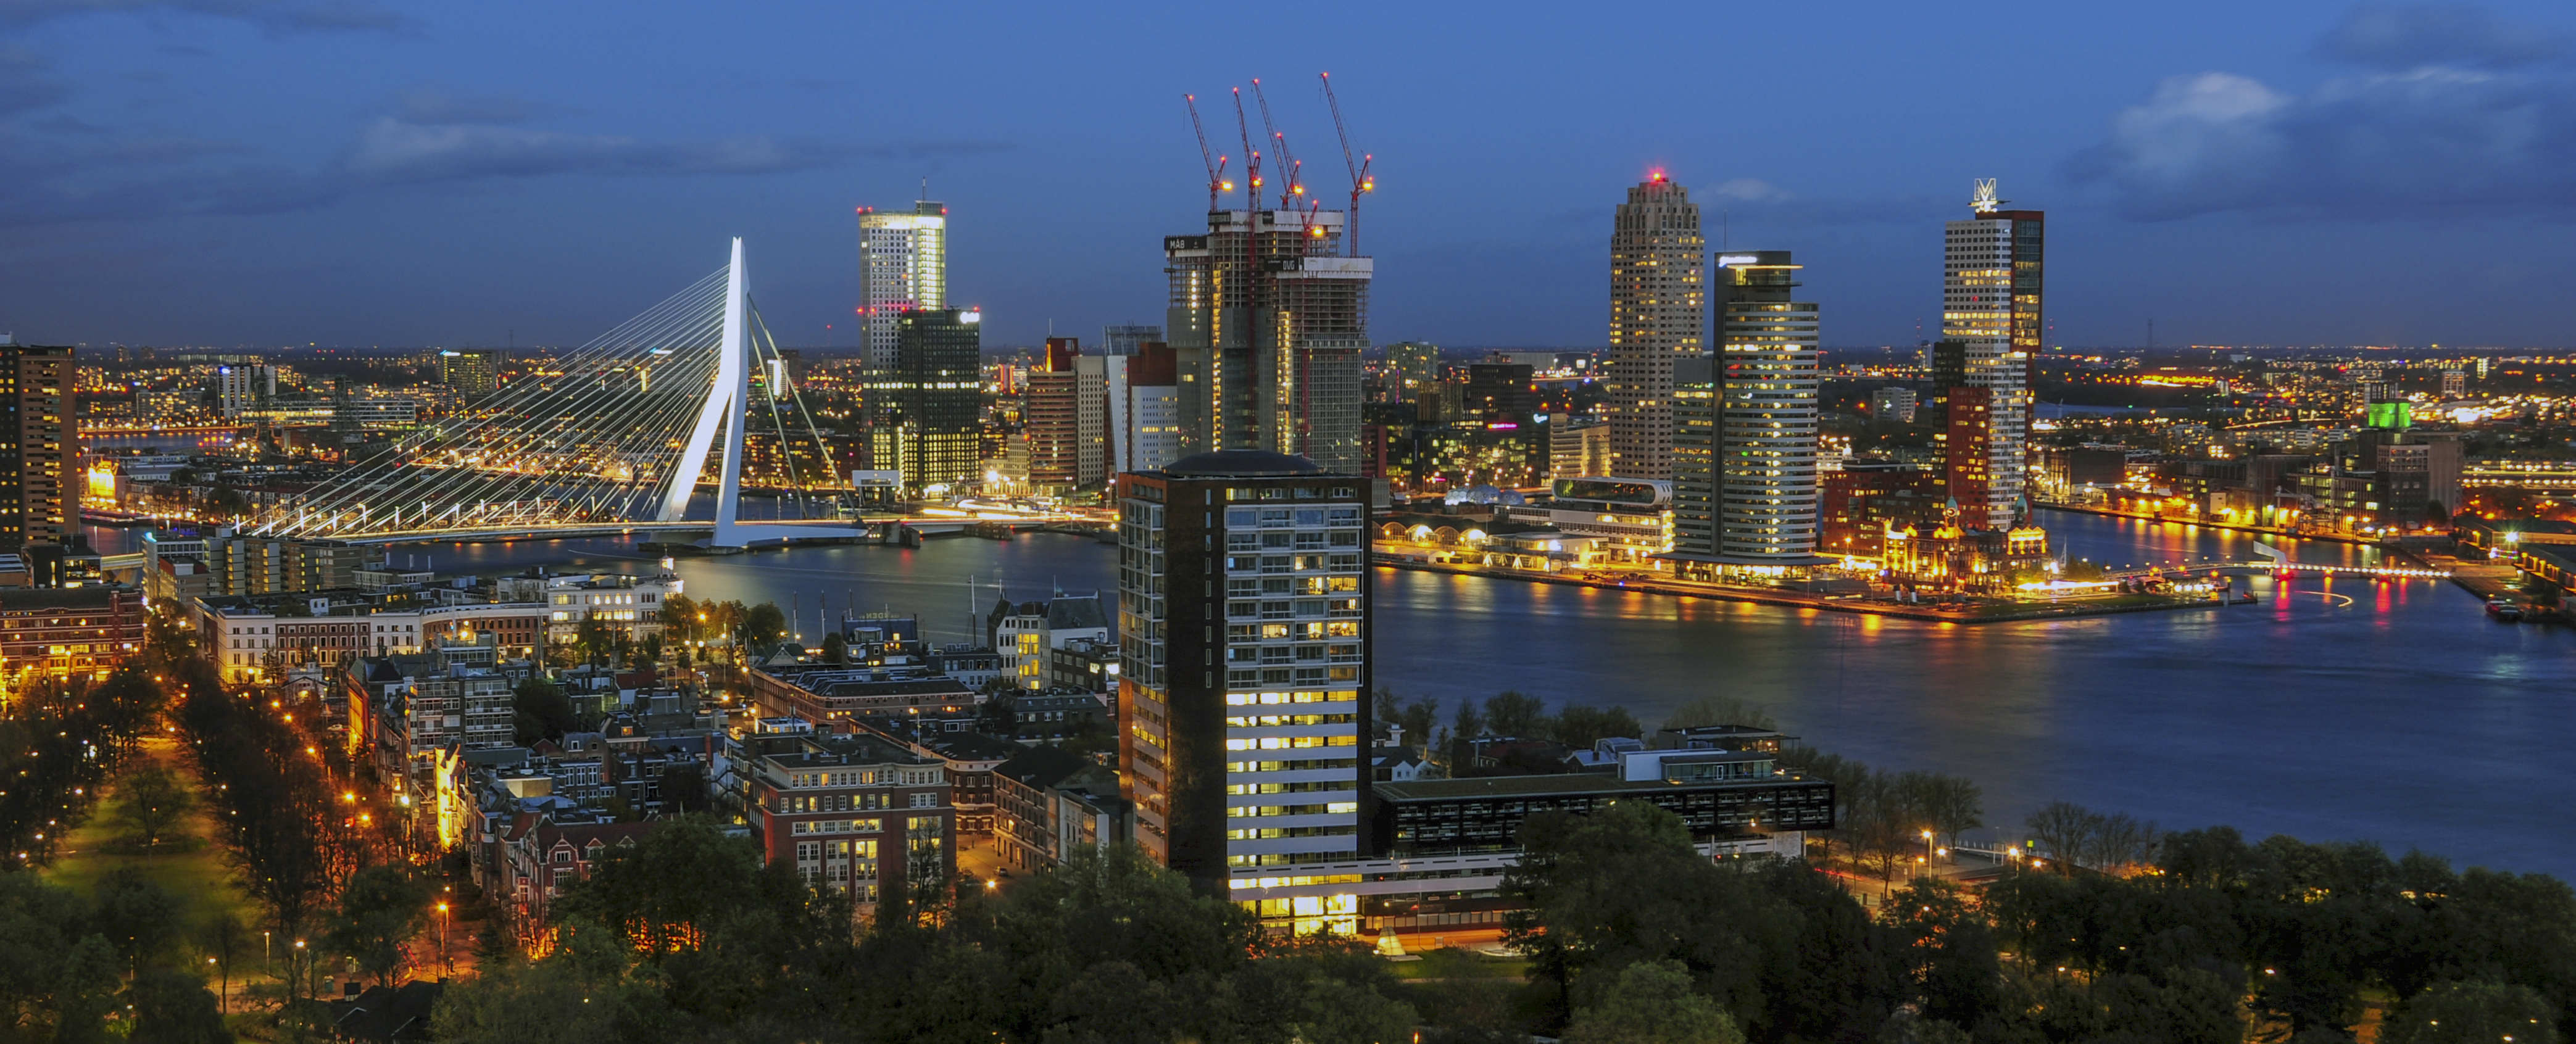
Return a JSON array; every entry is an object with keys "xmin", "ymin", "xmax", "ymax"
[
  {"xmin": 858, "ymin": 201, "xmax": 949, "ymax": 372},
  {"xmin": 438, "ymin": 349, "xmax": 499, "ymax": 397},
  {"xmin": 1942, "ymin": 180, "xmax": 2044, "ymax": 528},
  {"xmin": 1604, "ymin": 175, "xmax": 1703, "ymax": 483},
  {"xmin": 1710, "ymin": 251, "xmax": 1821, "ymax": 565},
  {"xmin": 865, "ymin": 308, "xmax": 983, "ymax": 494}
]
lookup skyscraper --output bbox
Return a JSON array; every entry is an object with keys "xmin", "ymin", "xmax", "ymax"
[
  {"xmin": 1025, "ymin": 338, "xmax": 1083, "ymax": 496},
  {"xmin": 1711, "ymin": 251, "xmax": 1820, "ymax": 562},
  {"xmin": 1117, "ymin": 342, "xmax": 1183, "ymax": 475},
  {"xmin": 865, "ymin": 308, "xmax": 982, "ymax": 493},
  {"xmin": 1116, "ymin": 450, "xmax": 1370, "ymax": 893},
  {"xmin": 1605, "ymin": 175, "xmax": 1704, "ymax": 483},
  {"xmin": 1163, "ymin": 208, "xmax": 1371, "ymax": 473},
  {"xmin": 0, "ymin": 344, "xmax": 71, "ymax": 566},
  {"xmin": 858, "ymin": 200, "xmax": 949, "ymax": 372},
  {"xmin": 1941, "ymin": 180, "xmax": 2043, "ymax": 528}
]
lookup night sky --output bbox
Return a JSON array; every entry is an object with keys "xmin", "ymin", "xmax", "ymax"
[{"xmin": 4, "ymin": 1, "xmax": 2573, "ymax": 351}]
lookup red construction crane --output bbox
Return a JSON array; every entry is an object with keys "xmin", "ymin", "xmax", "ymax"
[
  {"xmin": 1183, "ymin": 94, "xmax": 1230, "ymax": 212},
  {"xmin": 1319, "ymin": 71, "xmax": 1373, "ymax": 258},
  {"xmin": 1250, "ymin": 78, "xmax": 1308, "ymax": 210},
  {"xmin": 1231, "ymin": 87, "xmax": 1262, "ymax": 212}
]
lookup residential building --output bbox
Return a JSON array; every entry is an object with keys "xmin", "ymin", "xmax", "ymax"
[
  {"xmin": 741, "ymin": 729, "xmax": 955, "ymax": 907},
  {"xmin": 1115, "ymin": 342, "xmax": 1183, "ymax": 475},
  {"xmin": 1546, "ymin": 413, "xmax": 1611, "ymax": 483},
  {"xmin": 1870, "ymin": 386, "xmax": 1918, "ymax": 423},
  {"xmin": 994, "ymin": 744, "xmax": 1132, "ymax": 872},
  {"xmin": 1604, "ymin": 175, "xmax": 1703, "ymax": 483},
  {"xmin": 986, "ymin": 590, "xmax": 1111, "ymax": 692},
  {"xmin": 1116, "ymin": 450, "xmax": 1370, "ymax": 893},
  {"xmin": 1941, "ymin": 180, "xmax": 2044, "ymax": 528},
  {"xmin": 1709, "ymin": 250, "xmax": 1821, "ymax": 565},
  {"xmin": 857, "ymin": 201, "xmax": 949, "ymax": 372},
  {"xmin": 216, "ymin": 362, "xmax": 273, "ymax": 420},
  {"xmin": 1821, "ymin": 462, "xmax": 1944, "ymax": 559},
  {"xmin": 438, "ymin": 350, "xmax": 500, "ymax": 397},
  {"xmin": 1024, "ymin": 338, "xmax": 1085, "ymax": 496},
  {"xmin": 0, "ymin": 586, "xmax": 143, "ymax": 682},
  {"xmin": 496, "ymin": 819, "xmax": 657, "ymax": 936},
  {"xmin": 1163, "ymin": 209, "xmax": 1371, "ymax": 471},
  {"xmin": 1000, "ymin": 689, "xmax": 1110, "ymax": 744},
  {"xmin": 0, "ymin": 344, "xmax": 72, "ymax": 567},
  {"xmin": 746, "ymin": 664, "xmax": 980, "ymax": 730},
  {"xmin": 540, "ymin": 571, "xmax": 680, "ymax": 648},
  {"xmin": 865, "ymin": 307, "xmax": 983, "ymax": 493}
]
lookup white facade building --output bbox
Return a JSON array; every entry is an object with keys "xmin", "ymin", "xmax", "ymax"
[{"xmin": 858, "ymin": 201, "xmax": 949, "ymax": 371}]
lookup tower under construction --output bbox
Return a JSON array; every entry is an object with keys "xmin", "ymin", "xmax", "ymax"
[{"xmin": 1163, "ymin": 210, "xmax": 1371, "ymax": 474}]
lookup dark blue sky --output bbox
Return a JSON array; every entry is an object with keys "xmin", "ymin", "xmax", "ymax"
[{"xmin": 4, "ymin": 1, "xmax": 2574, "ymax": 351}]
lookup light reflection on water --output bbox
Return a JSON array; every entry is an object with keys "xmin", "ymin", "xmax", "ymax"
[{"xmin": 98, "ymin": 510, "xmax": 2572, "ymax": 876}]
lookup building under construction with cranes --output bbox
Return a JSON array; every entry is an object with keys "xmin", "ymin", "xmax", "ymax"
[{"xmin": 1162, "ymin": 78, "xmax": 1374, "ymax": 474}]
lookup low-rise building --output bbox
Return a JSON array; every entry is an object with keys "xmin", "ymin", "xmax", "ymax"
[
  {"xmin": 992, "ymin": 745, "xmax": 1131, "ymax": 872},
  {"xmin": 740, "ymin": 729, "xmax": 956, "ymax": 908},
  {"xmin": 0, "ymin": 586, "xmax": 144, "ymax": 683}
]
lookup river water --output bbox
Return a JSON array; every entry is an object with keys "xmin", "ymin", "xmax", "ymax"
[{"xmin": 92, "ymin": 512, "xmax": 2575, "ymax": 877}]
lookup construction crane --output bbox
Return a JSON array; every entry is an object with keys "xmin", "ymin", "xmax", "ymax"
[
  {"xmin": 1183, "ymin": 94, "xmax": 1230, "ymax": 212},
  {"xmin": 1249, "ymin": 78, "xmax": 1307, "ymax": 211},
  {"xmin": 1319, "ymin": 71, "xmax": 1373, "ymax": 258},
  {"xmin": 1231, "ymin": 87, "xmax": 1262, "ymax": 213}
]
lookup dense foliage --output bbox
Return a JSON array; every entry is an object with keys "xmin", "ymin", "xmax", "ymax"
[
  {"xmin": 435, "ymin": 819, "xmax": 1419, "ymax": 1044},
  {"xmin": 1501, "ymin": 803, "xmax": 2576, "ymax": 1043}
]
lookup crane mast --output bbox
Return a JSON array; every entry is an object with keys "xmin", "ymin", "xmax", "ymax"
[
  {"xmin": 1184, "ymin": 94, "xmax": 1229, "ymax": 212},
  {"xmin": 1319, "ymin": 71, "xmax": 1372, "ymax": 259}
]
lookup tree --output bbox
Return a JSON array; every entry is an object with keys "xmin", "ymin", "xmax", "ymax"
[
  {"xmin": 573, "ymin": 616, "xmax": 613, "ymax": 668},
  {"xmin": 323, "ymin": 865, "xmax": 431, "ymax": 986},
  {"xmin": 1562, "ymin": 959, "xmax": 1745, "ymax": 1044},
  {"xmin": 513, "ymin": 676, "xmax": 576, "ymax": 747},
  {"xmin": 1918, "ymin": 774, "xmax": 1982, "ymax": 853},
  {"xmin": 1486, "ymin": 690, "xmax": 1548, "ymax": 738},
  {"xmin": 820, "ymin": 631, "xmax": 848, "ymax": 664},
  {"xmin": 91, "ymin": 868, "xmax": 185, "ymax": 974},
  {"xmin": 430, "ymin": 921, "xmax": 655, "ymax": 1044},
  {"xmin": 2382, "ymin": 981, "xmax": 2559, "ymax": 1044},
  {"xmin": 1555, "ymin": 705, "xmax": 1644, "ymax": 748},
  {"xmin": 741, "ymin": 602, "xmax": 787, "ymax": 652},
  {"xmin": 107, "ymin": 762, "xmax": 194, "ymax": 860},
  {"xmin": 198, "ymin": 910, "xmax": 248, "ymax": 1014},
  {"xmin": 122, "ymin": 970, "xmax": 232, "ymax": 1044},
  {"xmin": 1661, "ymin": 695, "xmax": 1777, "ymax": 732}
]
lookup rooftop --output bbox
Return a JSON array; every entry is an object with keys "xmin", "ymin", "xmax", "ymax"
[
  {"xmin": 1159, "ymin": 449, "xmax": 1325, "ymax": 478},
  {"xmin": 1376, "ymin": 769, "xmax": 1824, "ymax": 803}
]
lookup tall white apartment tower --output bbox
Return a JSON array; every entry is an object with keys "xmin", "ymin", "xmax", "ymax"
[
  {"xmin": 1942, "ymin": 180, "xmax": 2043, "ymax": 529},
  {"xmin": 1713, "ymin": 251, "xmax": 1821, "ymax": 561},
  {"xmin": 858, "ymin": 200, "xmax": 949, "ymax": 371},
  {"xmin": 1605, "ymin": 175, "xmax": 1705, "ymax": 483}
]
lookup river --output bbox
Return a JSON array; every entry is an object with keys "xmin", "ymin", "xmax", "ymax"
[{"xmin": 89, "ymin": 512, "xmax": 2576, "ymax": 877}]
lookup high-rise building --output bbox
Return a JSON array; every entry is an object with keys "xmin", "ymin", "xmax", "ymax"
[
  {"xmin": 858, "ymin": 201, "xmax": 949, "ymax": 372},
  {"xmin": 1710, "ymin": 251, "xmax": 1820, "ymax": 563},
  {"xmin": 1941, "ymin": 180, "xmax": 2043, "ymax": 528},
  {"xmin": 1026, "ymin": 338, "xmax": 1086, "ymax": 496},
  {"xmin": 1163, "ymin": 209, "xmax": 1371, "ymax": 473},
  {"xmin": 217, "ymin": 362, "xmax": 275, "ymax": 420},
  {"xmin": 1669, "ymin": 357, "xmax": 1719, "ymax": 563},
  {"xmin": 1870, "ymin": 386, "xmax": 1919, "ymax": 424},
  {"xmin": 865, "ymin": 308, "xmax": 983, "ymax": 494},
  {"xmin": 0, "ymin": 344, "xmax": 72, "ymax": 563},
  {"xmin": 1117, "ymin": 343, "xmax": 1183, "ymax": 475},
  {"xmin": 438, "ymin": 349, "xmax": 500, "ymax": 397},
  {"xmin": 1116, "ymin": 450, "xmax": 1370, "ymax": 893},
  {"xmin": 1605, "ymin": 175, "xmax": 1704, "ymax": 483},
  {"xmin": 1546, "ymin": 413, "xmax": 1612, "ymax": 483},
  {"xmin": 1931, "ymin": 339, "xmax": 1994, "ymax": 517}
]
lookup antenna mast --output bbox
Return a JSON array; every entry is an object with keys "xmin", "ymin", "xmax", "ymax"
[{"xmin": 1319, "ymin": 72, "xmax": 1372, "ymax": 258}]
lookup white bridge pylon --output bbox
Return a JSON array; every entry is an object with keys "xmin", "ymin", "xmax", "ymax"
[
  {"xmin": 239, "ymin": 238, "xmax": 862, "ymax": 549},
  {"xmin": 662, "ymin": 238, "xmax": 863, "ymax": 549}
]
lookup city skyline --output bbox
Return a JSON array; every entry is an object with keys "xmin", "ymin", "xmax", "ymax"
[{"xmin": 7, "ymin": 2, "xmax": 2576, "ymax": 350}]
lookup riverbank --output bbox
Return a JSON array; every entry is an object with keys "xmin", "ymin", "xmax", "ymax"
[
  {"xmin": 1373, "ymin": 555, "xmax": 2250, "ymax": 624},
  {"xmin": 2035, "ymin": 502, "xmax": 2379, "ymax": 544}
]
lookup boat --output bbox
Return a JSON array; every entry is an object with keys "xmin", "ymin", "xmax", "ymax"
[
  {"xmin": 963, "ymin": 521, "xmax": 1016, "ymax": 541},
  {"xmin": 2485, "ymin": 598, "xmax": 2524, "ymax": 623}
]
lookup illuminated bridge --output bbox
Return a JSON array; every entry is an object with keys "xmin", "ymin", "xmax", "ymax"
[{"xmin": 245, "ymin": 240, "xmax": 1068, "ymax": 549}]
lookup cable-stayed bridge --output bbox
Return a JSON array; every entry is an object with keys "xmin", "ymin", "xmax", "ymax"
[{"xmin": 244, "ymin": 240, "xmax": 890, "ymax": 550}]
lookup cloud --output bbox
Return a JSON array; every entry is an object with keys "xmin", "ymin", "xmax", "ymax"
[
  {"xmin": 2319, "ymin": 2, "xmax": 2570, "ymax": 68},
  {"xmin": 391, "ymin": 89, "xmax": 565, "ymax": 126},
  {"xmin": 0, "ymin": 0, "xmax": 412, "ymax": 33},
  {"xmin": 338, "ymin": 118, "xmax": 929, "ymax": 184},
  {"xmin": 2068, "ymin": 6, "xmax": 2576, "ymax": 220}
]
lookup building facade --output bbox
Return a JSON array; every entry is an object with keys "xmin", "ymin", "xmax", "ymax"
[
  {"xmin": 1116, "ymin": 450, "xmax": 1371, "ymax": 893},
  {"xmin": 438, "ymin": 350, "xmax": 500, "ymax": 397},
  {"xmin": 1711, "ymin": 251, "xmax": 1821, "ymax": 563},
  {"xmin": 0, "ymin": 344, "xmax": 72, "ymax": 561},
  {"xmin": 742, "ymin": 731, "xmax": 955, "ymax": 908},
  {"xmin": 1604, "ymin": 175, "xmax": 1703, "ymax": 483},
  {"xmin": 858, "ymin": 201, "xmax": 949, "ymax": 372},
  {"xmin": 866, "ymin": 307, "xmax": 983, "ymax": 494},
  {"xmin": 1941, "ymin": 181, "xmax": 2044, "ymax": 528}
]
